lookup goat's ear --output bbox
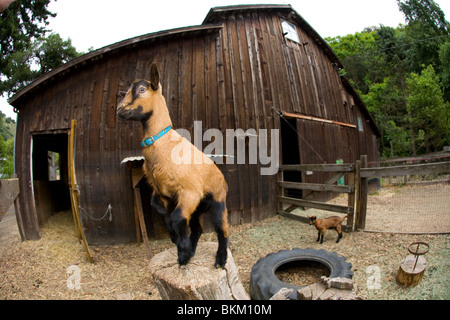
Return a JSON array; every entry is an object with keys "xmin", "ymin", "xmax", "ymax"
[{"xmin": 149, "ymin": 63, "xmax": 159, "ymax": 91}]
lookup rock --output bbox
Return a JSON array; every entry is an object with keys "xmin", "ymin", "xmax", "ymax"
[
  {"xmin": 297, "ymin": 277, "xmax": 362, "ymax": 300},
  {"xmin": 270, "ymin": 288, "xmax": 294, "ymax": 300}
]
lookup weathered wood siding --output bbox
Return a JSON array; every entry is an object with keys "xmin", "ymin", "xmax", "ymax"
[{"xmin": 12, "ymin": 6, "xmax": 379, "ymax": 244}]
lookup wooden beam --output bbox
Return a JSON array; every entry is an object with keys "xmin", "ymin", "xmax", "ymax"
[
  {"xmin": 282, "ymin": 111, "xmax": 357, "ymax": 129},
  {"xmin": 279, "ymin": 163, "xmax": 355, "ymax": 172},
  {"xmin": 278, "ymin": 181, "xmax": 354, "ymax": 193},
  {"xmin": 360, "ymin": 162, "xmax": 450, "ymax": 178},
  {"xmin": 278, "ymin": 196, "xmax": 353, "ymax": 215}
]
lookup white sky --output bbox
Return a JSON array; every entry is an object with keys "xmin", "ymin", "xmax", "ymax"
[{"xmin": 1, "ymin": 0, "xmax": 449, "ymax": 119}]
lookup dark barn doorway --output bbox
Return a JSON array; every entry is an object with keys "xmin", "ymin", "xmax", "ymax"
[
  {"xmin": 32, "ymin": 133, "xmax": 71, "ymax": 226},
  {"xmin": 280, "ymin": 117, "xmax": 302, "ymax": 199}
]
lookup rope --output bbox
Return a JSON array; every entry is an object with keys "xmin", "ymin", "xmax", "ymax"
[
  {"xmin": 77, "ymin": 185, "xmax": 112, "ymax": 221},
  {"xmin": 79, "ymin": 203, "xmax": 113, "ymax": 222}
]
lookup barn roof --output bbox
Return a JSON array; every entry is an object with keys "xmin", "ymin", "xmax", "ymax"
[
  {"xmin": 9, "ymin": 23, "xmax": 223, "ymax": 105},
  {"xmin": 203, "ymin": 5, "xmax": 344, "ymax": 69},
  {"xmin": 9, "ymin": 4, "xmax": 347, "ymax": 106},
  {"xmin": 10, "ymin": 4, "xmax": 380, "ymax": 136}
]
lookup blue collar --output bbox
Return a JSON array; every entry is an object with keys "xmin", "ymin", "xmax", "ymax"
[{"xmin": 141, "ymin": 126, "xmax": 172, "ymax": 148}]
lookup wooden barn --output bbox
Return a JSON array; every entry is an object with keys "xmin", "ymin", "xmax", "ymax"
[{"xmin": 9, "ymin": 5, "xmax": 380, "ymax": 244}]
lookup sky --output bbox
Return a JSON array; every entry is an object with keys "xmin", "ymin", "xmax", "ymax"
[{"xmin": 1, "ymin": 0, "xmax": 450, "ymax": 119}]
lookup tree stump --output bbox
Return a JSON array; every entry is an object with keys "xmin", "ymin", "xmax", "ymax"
[
  {"xmin": 149, "ymin": 242, "xmax": 250, "ymax": 300},
  {"xmin": 396, "ymin": 255, "xmax": 427, "ymax": 288}
]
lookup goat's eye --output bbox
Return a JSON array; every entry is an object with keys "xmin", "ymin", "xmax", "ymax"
[{"xmin": 139, "ymin": 87, "xmax": 146, "ymax": 94}]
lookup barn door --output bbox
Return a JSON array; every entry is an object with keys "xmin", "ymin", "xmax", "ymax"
[{"xmin": 68, "ymin": 120, "xmax": 93, "ymax": 263}]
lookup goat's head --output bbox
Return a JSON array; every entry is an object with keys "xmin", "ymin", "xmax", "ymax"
[
  {"xmin": 117, "ymin": 63, "xmax": 164, "ymax": 123},
  {"xmin": 308, "ymin": 216, "xmax": 317, "ymax": 225}
]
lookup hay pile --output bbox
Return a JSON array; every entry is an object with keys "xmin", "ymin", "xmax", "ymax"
[{"xmin": 1, "ymin": 210, "xmax": 449, "ymax": 300}]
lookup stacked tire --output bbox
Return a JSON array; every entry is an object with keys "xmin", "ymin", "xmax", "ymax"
[{"xmin": 250, "ymin": 248, "xmax": 353, "ymax": 300}]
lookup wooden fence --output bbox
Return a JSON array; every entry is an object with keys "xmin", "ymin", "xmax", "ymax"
[
  {"xmin": 278, "ymin": 155, "xmax": 450, "ymax": 231},
  {"xmin": 278, "ymin": 162, "xmax": 356, "ymax": 231}
]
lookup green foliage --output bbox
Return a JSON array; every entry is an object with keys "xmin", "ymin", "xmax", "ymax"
[
  {"xmin": 0, "ymin": 0, "xmax": 82, "ymax": 96},
  {"xmin": 0, "ymin": 112, "xmax": 14, "ymax": 178},
  {"xmin": 327, "ymin": 0, "xmax": 450, "ymax": 159},
  {"xmin": 439, "ymin": 41, "xmax": 450, "ymax": 101},
  {"xmin": 406, "ymin": 65, "xmax": 448, "ymax": 154}
]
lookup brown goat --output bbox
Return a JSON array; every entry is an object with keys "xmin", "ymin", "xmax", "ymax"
[
  {"xmin": 309, "ymin": 215, "xmax": 347, "ymax": 244},
  {"xmin": 117, "ymin": 63, "xmax": 229, "ymax": 268}
]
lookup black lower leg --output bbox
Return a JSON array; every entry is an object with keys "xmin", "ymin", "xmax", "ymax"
[
  {"xmin": 207, "ymin": 200, "xmax": 228, "ymax": 268},
  {"xmin": 171, "ymin": 208, "xmax": 191, "ymax": 265},
  {"xmin": 189, "ymin": 213, "xmax": 202, "ymax": 257},
  {"xmin": 215, "ymin": 229, "xmax": 228, "ymax": 268},
  {"xmin": 336, "ymin": 233, "xmax": 343, "ymax": 243}
]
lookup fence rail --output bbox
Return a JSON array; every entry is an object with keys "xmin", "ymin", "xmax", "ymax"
[
  {"xmin": 277, "ymin": 156, "xmax": 450, "ymax": 232},
  {"xmin": 277, "ymin": 163, "xmax": 356, "ymax": 231}
]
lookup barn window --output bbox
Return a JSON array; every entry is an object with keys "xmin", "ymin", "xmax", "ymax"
[
  {"xmin": 357, "ymin": 117, "xmax": 364, "ymax": 132},
  {"xmin": 281, "ymin": 19, "xmax": 300, "ymax": 43}
]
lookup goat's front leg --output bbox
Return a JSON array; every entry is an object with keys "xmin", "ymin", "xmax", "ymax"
[
  {"xmin": 171, "ymin": 197, "xmax": 199, "ymax": 265},
  {"xmin": 317, "ymin": 230, "xmax": 325, "ymax": 244},
  {"xmin": 316, "ymin": 231, "xmax": 321, "ymax": 242},
  {"xmin": 151, "ymin": 194, "xmax": 177, "ymax": 244}
]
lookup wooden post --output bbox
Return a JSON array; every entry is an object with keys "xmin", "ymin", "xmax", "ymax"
[
  {"xmin": 357, "ymin": 155, "xmax": 368, "ymax": 230},
  {"xmin": 347, "ymin": 171, "xmax": 355, "ymax": 231},
  {"xmin": 149, "ymin": 242, "xmax": 249, "ymax": 300},
  {"xmin": 68, "ymin": 120, "xmax": 93, "ymax": 263},
  {"xmin": 354, "ymin": 160, "xmax": 361, "ymax": 231},
  {"xmin": 133, "ymin": 186, "xmax": 152, "ymax": 261}
]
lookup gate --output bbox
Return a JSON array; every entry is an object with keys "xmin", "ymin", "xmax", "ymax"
[{"xmin": 277, "ymin": 162, "xmax": 356, "ymax": 231}]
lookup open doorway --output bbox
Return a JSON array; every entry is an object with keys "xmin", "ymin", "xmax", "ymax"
[
  {"xmin": 32, "ymin": 133, "xmax": 71, "ymax": 226},
  {"xmin": 280, "ymin": 117, "xmax": 302, "ymax": 199}
]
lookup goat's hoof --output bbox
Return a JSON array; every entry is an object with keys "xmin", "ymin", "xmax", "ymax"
[
  {"xmin": 214, "ymin": 263, "xmax": 225, "ymax": 269},
  {"xmin": 178, "ymin": 253, "xmax": 191, "ymax": 266}
]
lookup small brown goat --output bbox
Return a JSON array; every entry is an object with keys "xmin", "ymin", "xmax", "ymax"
[
  {"xmin": 117, "ymin": 63, "xmax": 229, "ymax": 268},
  {"xmin": 309, "ymin": 215, "xmax": 347, "ymax": 244}
]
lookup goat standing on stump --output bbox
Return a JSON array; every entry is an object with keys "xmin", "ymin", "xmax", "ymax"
[
  {"xmin": 117, "ymin": 63, "xmax": 229, "ymax": 268},
  {"xmin": 309, "ymin": 215, "xmax": 347, "ymax": 244}
]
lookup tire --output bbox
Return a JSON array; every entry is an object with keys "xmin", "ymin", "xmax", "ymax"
[{"xmin": 250, "ymin": 248, "xmax": 353, "ymax": 300}]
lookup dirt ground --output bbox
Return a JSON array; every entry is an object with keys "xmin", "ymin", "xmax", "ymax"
[
  {"xmin": 364, "ymin": 184, "xmax": 450, "ymax": 233},
  {"xmin": 301, "ymin": 183, "xmax": 450, "ymax": 234},
  {"xmin": 0, "ymin": 204, "xmax": 448, "ymax": 300}
]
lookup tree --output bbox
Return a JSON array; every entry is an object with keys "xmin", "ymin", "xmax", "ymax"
[
  {"xmin": 1, "ymin": 32, "xmax": 82, "ymax": 94},
  {"xmin": 1, "ymin": 0, "xmax": 55, "ymax": 92},
  {"xmin": 35, "ymin": 33, "xmax": 81, "ymax": 74},
  {"xmin": 439, "ymin": 41, "xmax": 450, "ymax": 101},
  {"xmin": 326, "ymin": 30, "xmax": 381, "ymax": 94},
  {"xmin": 397, "ymin": 0, "xmax": 450, "ymax": 74},
  {"xmin": 0, "ymin": 111, "xmax": 14, "ymax": 178},
  {"xmin": 397, "ymin": 0, "xmax": 449, "ymax": 35},
  {"xmin": 362, "ymin": 78, "xmax": 411, "ymax": 157},
  {"xmin": 406, "ymin": 65, "xmax": 448, "ymax": 154},
  {"xmin": 0, "ymin": 0, "xmax": 82, "ymax": 96}
]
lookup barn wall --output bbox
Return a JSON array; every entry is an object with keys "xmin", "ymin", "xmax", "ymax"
[
  {"xmin": 218, "ymin": 10, "xmax": 379, "ymax": 163},
  {"xmin": 13, "ymin": 8, "xmax": 379, "ymax": 244},
  {"xmin": 216, "ymin": 10, "xmax": 379, "ymax": 203}
]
